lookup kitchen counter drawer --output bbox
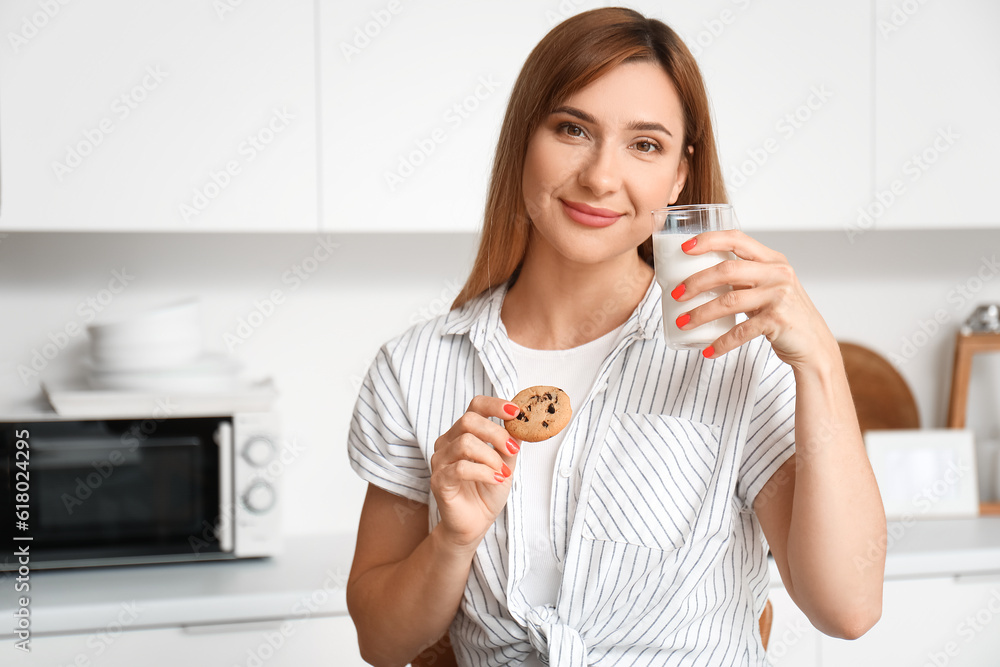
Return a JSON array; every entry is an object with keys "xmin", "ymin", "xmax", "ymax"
[{"xmin": 12, "ymin": 614, "xmax": 365, "ymax": 667}]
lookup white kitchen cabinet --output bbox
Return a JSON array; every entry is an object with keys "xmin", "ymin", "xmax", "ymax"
[
  {"xmin": 821, "ymin": 573, "xmax": 1000, "ymax": 666},
  {"xmin": 0, "ymin": 0, "xmax": 316, "ymax": 232},
  {"xmin": 765, "ymin": 585, "xmax": 822, "ymax": 667},
  {"xmin": 15, "ymin": 615, "xmax": 365, "ymax": 666},
  {"xmin": 320, "ymin": 1, "xmax": 870, "ymax": 233},
  {"xmin": 871, "ymin": 0, "xmax": 1000, "ymax": 229},
  {"xmin": 653, "ymin": 0, "xmax": 872, "ymax": 232}
]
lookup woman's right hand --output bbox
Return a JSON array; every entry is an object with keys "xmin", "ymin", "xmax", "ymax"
[{"xmin": 430, "ymin": 396, "xmax": 522, "ymax": 552}]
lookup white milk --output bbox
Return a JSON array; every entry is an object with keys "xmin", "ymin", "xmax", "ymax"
[{"xmin": 652, "ymin": 233, "xmax": 737, "ymax": 350}]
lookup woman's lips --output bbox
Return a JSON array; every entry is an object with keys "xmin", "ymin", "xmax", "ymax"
[{"xmin": 561, "ymin": 199, "xmax": 622, "ymax": 228}]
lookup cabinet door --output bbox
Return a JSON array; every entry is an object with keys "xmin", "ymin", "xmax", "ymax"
[
  {"xmin": 765, "ymin": 585, "xmax": 823, "ymax": 667},
  {"xmin": 650, "ymin": 0, "xmax": 872, "ymax": 232},
  {"xmin": 320, "ymin": 0, "xmax": 548, "ymax": 233},
  {"xmin": 17, "ymin": 615, "xmax": 366, "ymax": 666},
  {"xmin": 873, "ymin": 0, "xmax": 1000, "ymax": 228},
  {"xmin": 321, "ymin": 1, "xmax": 871, "ymax": 233},
  {"xmin": 821, "ymin": 573, "xmax": 1000, "ymax": 666},
  {"xmin": 0, "ymin": 0, "xmax": 316, "ymax": 232}
]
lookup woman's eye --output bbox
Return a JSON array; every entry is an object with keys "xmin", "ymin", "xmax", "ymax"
[
  {"xmin": 560, "ymin": 123, "xmax": 585, "ymax": 138},
  {"xmin": 634, "ymin": 140, "xmax": 661, "ymax": 154}
]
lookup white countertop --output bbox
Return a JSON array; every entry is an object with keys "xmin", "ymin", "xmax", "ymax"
[
  {"xmin": 0, "ymin": 533, "xmax": 357, "ymax": 639},
  {"xmin": 4, "ymin": 517, "xmax": 1000, "ymax": 638},
  {"xmin": 767, "ymin": 515, "xmax": 1000, "ymax": 586}
]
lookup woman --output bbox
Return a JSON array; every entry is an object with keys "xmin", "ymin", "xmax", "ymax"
[{"xmin": 347, "ymin": 7, "xmax": 886, "ymax": 666}]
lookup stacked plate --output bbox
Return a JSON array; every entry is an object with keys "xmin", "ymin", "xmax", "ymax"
[{"xmin": 84, "ymin": 299, "xmax": 244, "ymax": 393}]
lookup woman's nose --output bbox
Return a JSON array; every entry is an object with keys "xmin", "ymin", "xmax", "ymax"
[{"xmin": 576, "ymin": 143, "xmax": 622, "ymax": 196}]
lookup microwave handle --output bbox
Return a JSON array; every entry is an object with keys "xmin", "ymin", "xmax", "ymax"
[{"xmin": 214, "ymin": 421, "xmax": 235, "ymax": 553}]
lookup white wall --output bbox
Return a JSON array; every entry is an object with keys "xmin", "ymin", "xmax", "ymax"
[{"xmin": 1, "ymin": 228, "xmax": 998, "ymax": 537}]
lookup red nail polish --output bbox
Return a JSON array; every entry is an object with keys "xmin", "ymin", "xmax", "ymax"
[
  {"xmin": 703, "ymin": 345, "xmax": 715, "ymax": 359},
  {"xmin": 670, "ymin": 283, "xmax": 686, "ymax": 300},
  {"xmin": 681, "ymin": 237, "xmax": 697, "ymax": 253},
  {"xmin": 507, "ymin": 438, "xmax": 520, "ymax": 455},
  {"xmin": 501, "ymin": 463, "xmax": 511, "ymax": 477},
  {"xmin": 494, "ymin": 472, "xmax": 505, "ymax": 483},
  {"xmin": 676, "ymin": 313, "xmax": 691, "ymax": 328},
  {"xmin": 504, "ymin": 404, "xmax": 519, "ymax": 416}
]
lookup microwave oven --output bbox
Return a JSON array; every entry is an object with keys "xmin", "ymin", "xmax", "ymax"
[{"xmin": 1, "ymin": 410, "xmax": 281, "ymax": 570}]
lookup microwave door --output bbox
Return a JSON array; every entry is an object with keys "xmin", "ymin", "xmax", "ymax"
[
  {"xmin": 214, "ymin": 420, "xmax": 234, "ymax": 553},
  {"xmin": 24, "ymin": 421, "xmax": 222, "ymax": 565}
]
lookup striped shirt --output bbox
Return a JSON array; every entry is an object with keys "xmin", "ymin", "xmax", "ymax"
[{"xmin": 348, "ymin": 277, "xmax": 796, "ymax": 666}]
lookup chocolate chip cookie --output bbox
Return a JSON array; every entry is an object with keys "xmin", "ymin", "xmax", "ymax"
[{"xmin": 505, "ymin": 386, "xmax": 572, "ymax": 442}]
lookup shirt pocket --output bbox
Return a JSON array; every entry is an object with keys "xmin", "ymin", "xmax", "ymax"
[{"xmin": 581, "ymin": 413, "xmax": 722, "ymax": 553}]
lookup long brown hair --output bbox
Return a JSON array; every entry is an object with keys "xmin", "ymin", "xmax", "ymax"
[{"xmin": 452, "ymin": 7, "xmax": 727, "ymax": 310}]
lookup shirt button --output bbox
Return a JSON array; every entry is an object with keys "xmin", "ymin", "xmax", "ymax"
[{"xmin": 559, "ymin": 466, "xmax": 572, "ymax": 478}]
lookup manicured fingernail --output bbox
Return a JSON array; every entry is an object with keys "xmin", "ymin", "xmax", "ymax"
[
  {"xmin": 494, "ymin": 472, "xmax": 506, "ymax": 483},
  {"xmin": 681, "ymin": 237, "xmax": 697, "ymax": 252},
  {"xmin": 703, "ymin": 345, "xmax": 715, "ymax": 358},
  {"xmin": 501, "ymin": 463, "xmax": 511, "ymax": 477},
  {"xmin": 676, "ymin": 313, "xmax": 691, "ymax": 328},
  {"xmin": 506, "ymin": 438, "xmax": 520, "ymax": 454},
  {"xmin": 670, "ymin": 283, "xmax": 686, "ymax": 300},
  {"xmin": 504, "ymin": 404, "xmax": 519, "ymax": 416}
]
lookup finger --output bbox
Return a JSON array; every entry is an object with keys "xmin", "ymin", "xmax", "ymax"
[
  {"xmin": 673, "ymin": 257, "xmax": 779, "ymax": 299},
  {"xmin": 434, "ymin": 432, "xmax": 513, "ymax": 479},
  {"xmin": 443, "ymin": 411, "xmax": 521, "ymax": 458},
  {"xmin": 467, "ymin": 394, "xmax": 521, "ymax": 421},
  {"xmin": 703, "ymin": 314, "xmax": 772, "ymax": 359},
  {"xmin": 437, "ymin": 458, "xmax": 508, "ymax": 488},
  {"xmin": 681, "ymin": 229, "xmax": 786, "ymax": 264},
  {"xmin": 676, "ymin": 285, "xmax": 779, "ymax": 334}
]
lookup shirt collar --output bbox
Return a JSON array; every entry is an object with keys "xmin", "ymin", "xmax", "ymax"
[{"xmin": 441, "ymin": 272, "xmax": 662, "ymax": 345}]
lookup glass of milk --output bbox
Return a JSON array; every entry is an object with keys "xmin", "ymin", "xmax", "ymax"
[{"xmin": 651, "ymin": 204, "xmax": 739, "ymax": 351}]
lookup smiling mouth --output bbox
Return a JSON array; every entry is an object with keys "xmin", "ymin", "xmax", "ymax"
[{"xmin": 560, "ymin": 199, "xmax": 623, "ymax": 228}]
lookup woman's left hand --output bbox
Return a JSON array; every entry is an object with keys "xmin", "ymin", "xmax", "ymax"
[{"xmin": 672, "ymin": 229, "xmax": 835, "ymax": 369}]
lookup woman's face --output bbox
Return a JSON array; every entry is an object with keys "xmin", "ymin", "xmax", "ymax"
[{"xmin": 521, "ymin": 61, "xmax": 689, "ymax": 267}]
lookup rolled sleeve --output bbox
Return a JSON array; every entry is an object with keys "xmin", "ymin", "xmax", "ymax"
[{"xmin": 347, "ymin": 342, "xmax": 430, "ymax": 505}]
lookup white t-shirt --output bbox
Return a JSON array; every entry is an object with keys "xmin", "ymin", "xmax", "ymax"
[
  {"xmin": 508, "ymin": 322, "xmax": 626, "ymax": 615},
  {"xmin": 348, "ymin": 278, "xmax": 796, "ymax": 666}
]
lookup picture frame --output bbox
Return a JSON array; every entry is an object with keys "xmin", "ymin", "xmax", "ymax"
[{"xmin": 864, "ymin": 429, "xmax": 980, "ymax": 520}]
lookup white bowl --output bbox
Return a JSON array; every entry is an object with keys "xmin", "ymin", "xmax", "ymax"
[
  {"xmin": 89, "ymin": 339, "xmax": 204, "ymax": 372},
  {"xmin": 84, "ymin": 353, "xmax": 243, "ymax": 393},
  {"xmin": 88, "ymin": 298, "xmax": 201, "ymax": 347}
]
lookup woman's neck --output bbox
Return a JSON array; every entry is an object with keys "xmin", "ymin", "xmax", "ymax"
[{"xmin": 501, "ymin": 236, "xmax": 654, "ymax": 350}]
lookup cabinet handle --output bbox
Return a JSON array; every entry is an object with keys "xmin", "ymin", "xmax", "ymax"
[
  {"xmin": 181, "ymin": 618, "xmax": 287, "ymax": 635},
  {"xmin": 953, "ymin": 572, "xmax": 1000, "ymax": 585}
]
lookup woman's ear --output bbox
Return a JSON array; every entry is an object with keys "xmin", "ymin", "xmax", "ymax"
[{"xmin": 667, "ymin": 145, "xmax": 693, "ymax": 205}]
